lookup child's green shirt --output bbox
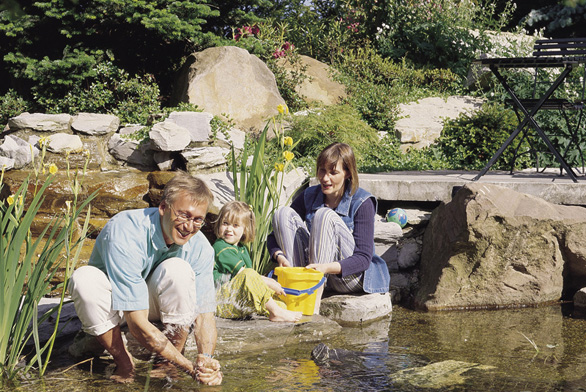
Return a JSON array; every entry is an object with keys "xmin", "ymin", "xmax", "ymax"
[{"xmin": 213, "ymin": 238, "xmax": 253, "ymax": 283}]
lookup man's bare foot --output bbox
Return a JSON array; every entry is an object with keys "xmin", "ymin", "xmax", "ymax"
[
  {"xmin": 106, "ymin": 364, "xmax": 135, "ymax": 384},
  {"xmin": 149, "ymin": 361, "xmax": 180, "ymax": 380},
  {"xmin": 268, "ymin": 306, "xmax": 303, "ymax": 322}
]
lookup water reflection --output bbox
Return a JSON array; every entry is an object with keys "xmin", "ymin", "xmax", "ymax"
[{"xmin": 3, "ymin": 305, "xmax": 586, "ymax": 391}]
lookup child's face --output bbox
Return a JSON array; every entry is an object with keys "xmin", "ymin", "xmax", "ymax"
[{"xmin": 219, "ymin": 218, "xmax": 245, "ymax": 245}]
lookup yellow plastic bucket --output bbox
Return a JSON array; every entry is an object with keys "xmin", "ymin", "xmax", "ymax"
[{"xmin": 272, "ymin": 267, "xmax": 326, "ymax": 315}]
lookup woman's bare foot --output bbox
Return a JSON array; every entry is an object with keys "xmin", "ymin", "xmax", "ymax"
[{"xmin": 266, "ymin": 299, "xmax": 303, "ymax": 322}]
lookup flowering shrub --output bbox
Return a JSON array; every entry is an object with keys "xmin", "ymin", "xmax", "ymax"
[
  {"xmin": 234, "ymin": 25, "xmax": 260, "ymax": 41},
  {"xmin": 372, "ymin": 0, "xmax": 493, "ymax": 78},
  {"xmin": 230, "ymin": 22, "xmax": 308, "ymax": 113},
  {"xmin": 272, "ymin": 41, "xmax": 295, "ymax": 59}
]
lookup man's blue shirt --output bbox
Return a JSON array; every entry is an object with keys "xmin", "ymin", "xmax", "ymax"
[{"xmin": 89, "ymin": 207, "xmax": 216, "ymax": 313}]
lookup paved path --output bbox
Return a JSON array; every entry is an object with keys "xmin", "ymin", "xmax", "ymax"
[{"xmin": 357, "ymin": 170, "xmax": 586, "ymax": 205}]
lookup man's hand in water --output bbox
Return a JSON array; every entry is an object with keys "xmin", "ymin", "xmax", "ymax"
[{"xmin": 193, "ymin": 354, "xmax": 222, "ymax": 385}]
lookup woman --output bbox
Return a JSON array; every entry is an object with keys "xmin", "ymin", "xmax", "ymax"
[{"xmin": 266, "ymin": 142, "xmax": 390, "ymax": 295}]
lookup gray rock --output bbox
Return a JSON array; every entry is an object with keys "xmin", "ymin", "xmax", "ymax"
[
  {"xmin": 397, "ymin": 239, "xmax": 422, "ymax": 270},
  {"xmin": 34, "ymin": 298, "xmax": 83, "ymax": 350},
  {"xmin": 574, "ymin": 287, "xmax": 586, "ymax": 308},
  {"xmin": 390, "ymin": 270, "xmax": 419, "ymax": 304},
  {"xmin": 216, "ymin": 126, "xmax": 246, "ymax": 151},
  {"xmin": 153, "ymin": 151, "xmax": 174, "ymax": 171},
  {"xmin": 181, "ymin": 146, "xmax": 229, "ymax": 173},
  {"xmin": 68, "ymin": 330, "xmax": 106, "ymax": 359},
  {"xmin": 172, "ymin": 46, "xmax": 286, "ymax": 132},
  {"xmin": 108, "ymin": 133, "xmax": 139, "ymax": 161},
  {"xmin": 149, "ymin": 120, "xmax": 191, "ymax": 151},
  {"xmin": 0, "ymin": 156, "xmax": 15, "ymax": 170},
  {"xmin": 119, "ymin": 124, "xmax": 145, "ymax": 136},
  {"xmin": 374, "ymin": 216, "xmax": 404, "ymax": 268},
  {"xmin": 415, "ymin": 183, "xmax": 586, "ymax": 310},
  {"xmin": 108, "ymin": 133, "xmax": 157, "ymax": 170},
  {"xmin": 404, "ymin": 208, "xmax": 432, "ymax": 226},
  {"xmin": 45, "ymin": 133, "xmax": 83, "ymax": 153},
  {"xmin": 72, "ymin": 113, "xmax": 120, "ymax": 135},
  {"xmin": 0, "ymin": 135, "xmax": 39, "ymax": 169},
  {"xmin": 8, "ymin": 113, "xmax": 72, "ymax": 132},
  {"xmin": 319, "ymin": 292, "xmax": 392, "ymax": 325},
  {"xmin": 167, "ymin": 111, "xmax": 213, "ymax": 143}
]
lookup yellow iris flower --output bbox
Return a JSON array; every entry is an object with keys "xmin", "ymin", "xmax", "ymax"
[
  {"xmin": 283, "ymin": 136, "xmax": 293, "ymax": 147},
  {"xmin": 283, "ymin": 151, "xmax": 294, "ymax": 161}
]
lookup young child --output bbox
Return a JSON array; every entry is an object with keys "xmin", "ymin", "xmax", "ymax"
[{"xmin": 213, "ymin": 201, "xmax": 302, "ymax": 323}]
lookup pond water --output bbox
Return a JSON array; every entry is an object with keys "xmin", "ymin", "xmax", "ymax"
[{"xmin": 3, "ymin": 305, "xmax": 586, "ymax": 391}]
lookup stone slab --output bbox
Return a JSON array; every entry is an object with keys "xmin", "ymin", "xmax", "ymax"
[{"xmin": 357, "ymin": 170, "xmax": 586, "ymax": 206}]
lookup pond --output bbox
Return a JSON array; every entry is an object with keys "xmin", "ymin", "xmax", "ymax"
[{"xmin": 3, "ymin": 305, "xmax": 586, "ymax": 391}]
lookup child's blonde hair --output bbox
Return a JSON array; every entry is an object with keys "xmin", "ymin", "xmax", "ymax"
[{"xmin": 214, "ymin": 201, "xmax": 256, "ymax": 244}]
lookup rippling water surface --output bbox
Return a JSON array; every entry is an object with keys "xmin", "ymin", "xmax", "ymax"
[{"xmin": 4, "ymin": 305, "xmax": 586, "ymax": 391}]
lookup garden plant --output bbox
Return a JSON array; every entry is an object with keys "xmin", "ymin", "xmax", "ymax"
[
  {"xmin": 0, "ymin": 147, "xmax": 96, "ymax": 382},
  {"xmin": 231, "ymin": 106, "xmax": 300, "ymax": 275}
]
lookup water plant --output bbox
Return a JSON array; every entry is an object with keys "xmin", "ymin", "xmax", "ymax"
[
  {"xmin": 0, "ymin": 146, "xmax": 96, "ymax": 381},
  {"xmin": 231, "ymin": 106, "xmax": 300, "ymax": 274}
]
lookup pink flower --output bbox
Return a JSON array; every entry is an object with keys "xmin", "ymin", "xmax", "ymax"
[
  {"xmin": 234, "ymin": 25, "xmax": 260, "ymax": 41},
  {"xmin": 282, "ymin": 41, "xmax": 294, "ymax": 51},
  {"xmin": 273, "ymin": 50, "xmax": 286, "ymax": 58}
]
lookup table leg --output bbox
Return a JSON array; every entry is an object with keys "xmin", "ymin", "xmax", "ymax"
[{"xmin": 472, "ymin": 65, "xmax": 578, "ymax": 182}]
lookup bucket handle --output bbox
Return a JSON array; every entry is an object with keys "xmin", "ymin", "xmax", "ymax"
[{"xmin": 268, "ymin": 270, "xmax": 326, "ymax": 296}]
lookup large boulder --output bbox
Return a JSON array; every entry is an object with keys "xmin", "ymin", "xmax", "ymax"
[
  {"xmin": 415, "ymin": 183, "xmax": 586, "ymax": 310},
  {"xmin": 277, "ymin": 55, "xmax": 347, "ymax": 106},
  {"xmin": 171, "ymin": 46, "xmax": 286, "ymax": 133}
]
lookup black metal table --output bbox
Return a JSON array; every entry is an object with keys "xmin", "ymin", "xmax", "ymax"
[{"xmin": 472, "ymin": 56, "xmax": 586, "ymax": 183}]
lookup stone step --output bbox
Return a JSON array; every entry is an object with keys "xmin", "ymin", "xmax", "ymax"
[{"xmin": 356, "ymin": 170, "xmax": 586, "ymax": 206}]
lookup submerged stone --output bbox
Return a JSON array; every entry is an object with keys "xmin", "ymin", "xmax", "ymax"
[{"xmin": 390, "ymin": 359, "xmax": 496, "ymax": 389}]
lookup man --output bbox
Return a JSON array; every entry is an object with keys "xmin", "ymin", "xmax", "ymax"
[{"xmin": 69, "ymin": 171, "xmax": 222, "ymax": 385}]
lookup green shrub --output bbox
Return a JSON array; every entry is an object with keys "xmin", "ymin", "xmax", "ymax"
[
  {"xmin": 334, "ymin": 46, "xmax": 461, "ymax": 135},
  {"xmin": 286, "ymin": 104, "xmax": 380, "ymax": 168},
  {"xmin": 435, "ymin": 102, "xmax": 532, "ymax": 171},
  {"xmin": 0, "ymin": 90, "xmax": 30, "ymax": 127},
  {"xmin": 360, "ymin": 134, "xmax": 450, "ymax": 173},
  {"xmin": 37, "ymin": 61, "xmax": 161, "ymax": 125},
  {"xmin": 344, "ymin": 82, "xmax": 402, "ymax": 135},
  {"xmin": 338, "ymin": 46, "xmax": 461, "ymax": 94}
]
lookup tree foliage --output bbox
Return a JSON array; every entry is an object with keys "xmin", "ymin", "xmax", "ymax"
[
  {"xmin": 522, "ymin": 2, "xmax": 586, "ymax": 38},
  {"xmin": 0, "ymin": 0, "xmax": 219, "ymax": 107}
]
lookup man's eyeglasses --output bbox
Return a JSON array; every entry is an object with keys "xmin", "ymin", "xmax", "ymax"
[{"xmin": 169, "ymin": 204, "xmax": 206, "ymax": 228}]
